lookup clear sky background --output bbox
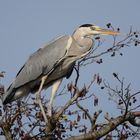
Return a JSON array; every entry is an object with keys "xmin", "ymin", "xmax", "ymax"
[{"xmin": 0, "ymin": 0, "xmax": 140, "ymax": 137}]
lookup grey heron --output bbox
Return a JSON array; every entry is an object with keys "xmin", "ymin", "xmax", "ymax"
[{"xmin": 2, "ymin": 24, "xmax": 120, "ymax": 122}]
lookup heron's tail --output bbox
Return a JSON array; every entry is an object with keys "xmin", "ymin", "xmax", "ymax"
[
  {"xmin": 2, "ymin": 84, "xmax": 16, "ymax": 104},
  {"xmin": 2, "ymin": 84, "xmax": 30, "ymax": 104}
]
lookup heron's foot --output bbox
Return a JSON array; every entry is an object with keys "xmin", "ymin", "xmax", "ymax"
[{"xmin": 47, "ymin": 104, "xmax": 53, "ymax": 117}]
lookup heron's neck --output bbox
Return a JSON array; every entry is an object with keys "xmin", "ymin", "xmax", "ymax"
[{"xmin": 72, "ymin": 30, "xmax": 93, "ymax": 47}]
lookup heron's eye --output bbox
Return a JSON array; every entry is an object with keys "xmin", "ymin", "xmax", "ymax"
[{"xmin": 90, "ymin": 26, "xmax": 96, "ymax": 30}]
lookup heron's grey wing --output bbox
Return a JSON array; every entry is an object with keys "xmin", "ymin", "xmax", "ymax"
[{"xmin": 12, "ymin": 35, "xmax": 71, "ymax": 89}]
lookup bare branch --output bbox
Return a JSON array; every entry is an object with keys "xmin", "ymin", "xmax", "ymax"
[
  {"xmin": 55, "ymin": 87, "xmax": 81, "ymax": 120},
  {"xmin": 65, "ymin": 112, "xmax": 140, "ymax": 140}
]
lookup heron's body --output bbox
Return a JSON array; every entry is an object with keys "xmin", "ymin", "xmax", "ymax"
[
  {"xmin": 3, "ymin": 34, "xmax": 93, "ymax": 104},
  {"xmin": 2, "ymin": 24, "xmax": 120, "ymax": 120}
]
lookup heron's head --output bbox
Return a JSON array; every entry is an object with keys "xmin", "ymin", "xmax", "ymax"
[{"xmin": 77, "ymin": 24, "xmax": 121, "ymax": 37}]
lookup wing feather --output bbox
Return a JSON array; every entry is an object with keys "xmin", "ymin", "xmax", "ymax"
[{"xmin": 13, "ymin": 35, "xmax": 71, "ymax": 89}]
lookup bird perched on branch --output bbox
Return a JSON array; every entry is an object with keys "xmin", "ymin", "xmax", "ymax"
[{"xmin": 2, "ymin": 24, "xmax": 120, "ymax": 122}]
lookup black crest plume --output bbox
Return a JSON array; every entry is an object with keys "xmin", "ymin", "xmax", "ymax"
[{"xmin": 79, "ymin": 24, "xmax": 93, "ymax": 27}]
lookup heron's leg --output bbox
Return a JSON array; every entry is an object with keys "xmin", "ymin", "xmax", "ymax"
[
  {"xmin": 36, "ymin": 75, "xmax": 48, "ymax": 123},
  {"xmin": 47, "ymin": 79, "xmax": 62, "ymax": 117}
]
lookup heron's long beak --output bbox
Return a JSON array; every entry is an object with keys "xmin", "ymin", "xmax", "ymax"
[{"xmin": 95, "ymin": 27, "xmax": 121, "ymax": 36}]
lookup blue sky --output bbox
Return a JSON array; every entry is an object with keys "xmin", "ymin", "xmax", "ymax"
[
  {"xmin": 0, "ymin": 0, "xmax": 140, "ymax": 137},
  {"xmin": 0, "ymin": 0, "xmax": 140, "ymax": 86}
]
